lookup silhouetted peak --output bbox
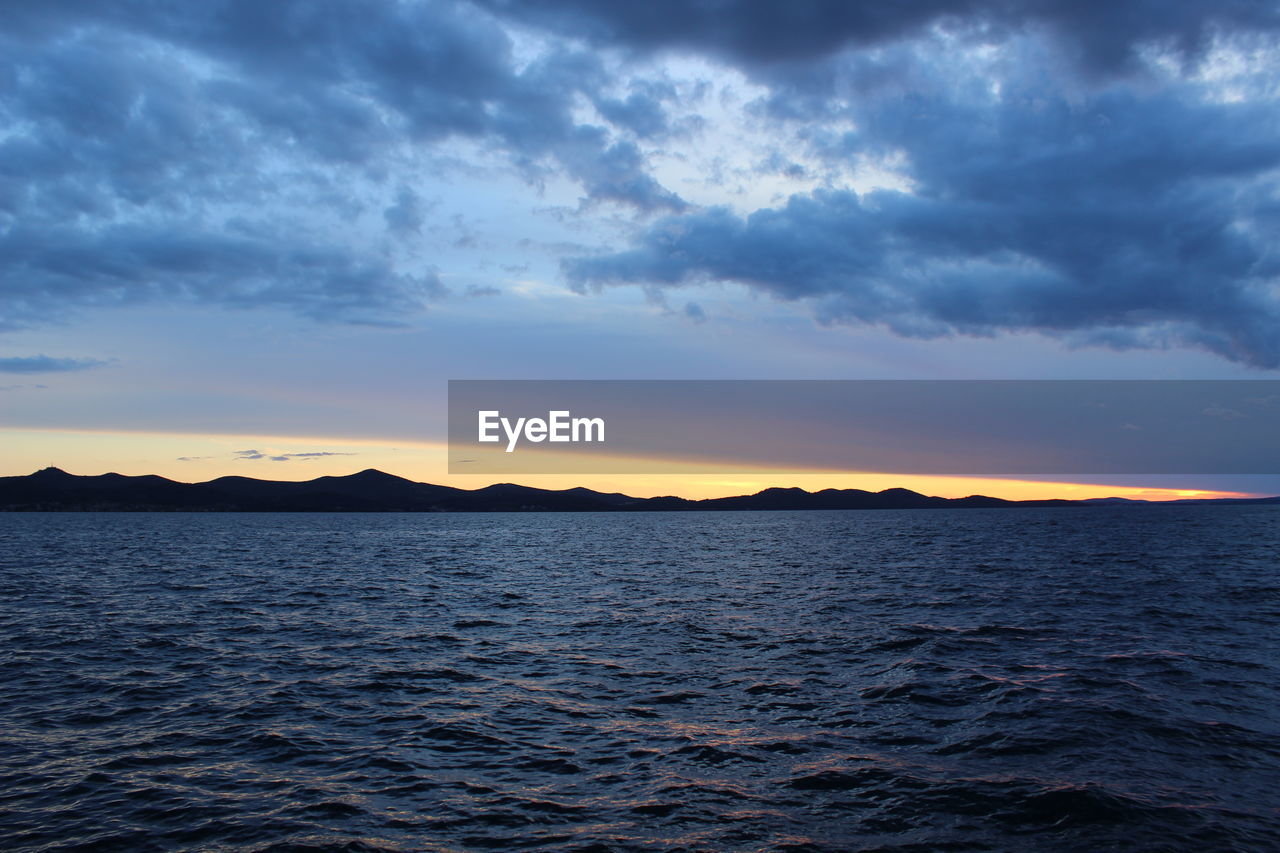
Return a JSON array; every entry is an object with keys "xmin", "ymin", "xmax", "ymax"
[
  {"xmin": 878, "ymin": 487, "xmax": 925, "ymax": 498},
  {"xmin": 346, "ymin": 469, "xmax": 410, "ymax": 484},
  {"xmin": 31, "ymin": 466, "xmax": 73, "ymax": 480}
]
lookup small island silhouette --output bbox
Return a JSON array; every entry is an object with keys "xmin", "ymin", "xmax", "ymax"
[{"xmin": 3, "ymin": 467, "xmax": 1278, "ymax": 512}]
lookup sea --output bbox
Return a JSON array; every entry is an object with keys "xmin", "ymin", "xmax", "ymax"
[{"xmin": 1, "ymin": 507, "xmax": 1278, "ymax": 852}]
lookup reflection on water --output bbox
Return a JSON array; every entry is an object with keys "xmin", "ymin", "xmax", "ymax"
[{"xmin": 1, "ymin": 507, "xmax": 1278, "ymax": 850}]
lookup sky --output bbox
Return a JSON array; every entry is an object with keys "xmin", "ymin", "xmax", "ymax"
[{"xmin": 2, "ymin": 1, "xmax": 1279, "ymax": 499}]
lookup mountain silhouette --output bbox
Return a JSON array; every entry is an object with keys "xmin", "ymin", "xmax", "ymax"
[{"xmin": 2, "ymin": 468, "xmax": 1278, "ymax": 512}]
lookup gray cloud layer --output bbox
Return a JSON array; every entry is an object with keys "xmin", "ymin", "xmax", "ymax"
[
  {"xmin": 3, "ymin": 1, "xmax": 1278, "ymax": 366},
  {"xmin": 0, "ymin": 0, "xmax": 683, "ymax": 331},
  {"xmin": 477, "ymin": 0, "xmax": 1280, "ymax": 75},
  {"xmin": 568, "ymin": 83, "xmax": 1280, "ymax": 366},
  {"xmin": 0, "ymin": 355, "xmax": 107, "ymax": 374},
  {"xmin": 553, "ymin": 3, "xmax": 1280, "ymax": 367}
]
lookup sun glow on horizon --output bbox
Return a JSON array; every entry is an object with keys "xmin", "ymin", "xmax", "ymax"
[{"xmin": 0, "ymin": 427, "xmax": 1264, "ymax": 503}]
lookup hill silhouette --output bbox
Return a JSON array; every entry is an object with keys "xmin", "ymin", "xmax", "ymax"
[{"xmin": 2, "ymin": 468, "xmax": 1278, "ymax": 512}]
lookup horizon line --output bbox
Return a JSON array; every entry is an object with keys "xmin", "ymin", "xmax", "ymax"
[{"xmin": 13, "ymin": 466, "xmax": 1275, "ymax": 505}]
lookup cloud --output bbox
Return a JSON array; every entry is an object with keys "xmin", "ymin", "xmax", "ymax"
[
  {"xmin": 3, "ymin": 1, "xmax": 1278, "ymax": 370},
  {"xmin": 474, "ymin": 0, "xmax": 1280, "ymax": 77},
  {"xmin": 593, "ymin": 81, "xmax": 676, "ymax": 139},
  {"xmin": 0, "ymin": 0, "xmax": 684, "ymax": 331},
  {"xmin": 384, "ymin": 186, "xmax": 432, "ymax": 236},
  {"xmin": 285, "ymin": 451, "xmax": 357, "ymax": 458},
  {"xmin": 232, "ymin": 449, "xmax": 356, "ymax": 462},
  {"xmin": 0, "ymin": 221, "xmax": 448, "ymax": 330},
  {"xmin": 566, "ymin": 44, "xmax": 1280, "ymax": 367},
  {"xmin": 0, "ymin": 355, "xmax": 107, "ymax": 373}
]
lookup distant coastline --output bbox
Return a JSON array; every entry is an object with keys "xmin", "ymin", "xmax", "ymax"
[{"xmin": 4, "ymin": 467, "xmax": 1279, "ymax": 513}]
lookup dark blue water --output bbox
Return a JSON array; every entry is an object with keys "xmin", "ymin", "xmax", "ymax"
[{"xmin": 1, "ymin": 508, "xmax": 1278, "ymax": 852}]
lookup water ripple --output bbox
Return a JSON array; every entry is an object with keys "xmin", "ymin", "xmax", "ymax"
[{"xmin": 1, "ymin": 507, "xmax": 1278, "ymax": 850}]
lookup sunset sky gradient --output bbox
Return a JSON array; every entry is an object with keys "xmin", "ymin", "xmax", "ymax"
[{"xmin": 3, "ymin": 2, "xmax": 1278, "ymax": 498}]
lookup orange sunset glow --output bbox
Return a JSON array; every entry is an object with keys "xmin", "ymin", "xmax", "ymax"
[{"xmin": 1, "ymin": 427, "xmax": 1256, "ymax": 502}]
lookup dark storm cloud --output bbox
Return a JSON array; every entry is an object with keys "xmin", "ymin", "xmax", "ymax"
[
  {"xmin": 0, "ymin": 355, "xmax": 107, "ymax": 374},
  {"xmin": 567, "ymin": 82, "xmax": 1280, "ymax": 367},
  {"xmin": 0, "ymin": 0, "xmax": 683, "ymax": 330},
  {"xmin": 489, "ymin": 0, "xmax": 1280, "ymax": 367},
  {"xmin": 78, "ymin": 0, "xmax": 682, "ymax": 200},
  {"xmin": 560, "ymin": 1, "xmax": 1280, "ymax": 370},
  {"xmin": 474, "ymin": 0, "xmax": 1280, "ymax": 76},
  {"xmin": 5, "ymin": 0, "xmax": 1279, "ymax": 368},
  {"xmin": 0, "ymin": 221, "xmax": 446, "ymax": 330}
]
